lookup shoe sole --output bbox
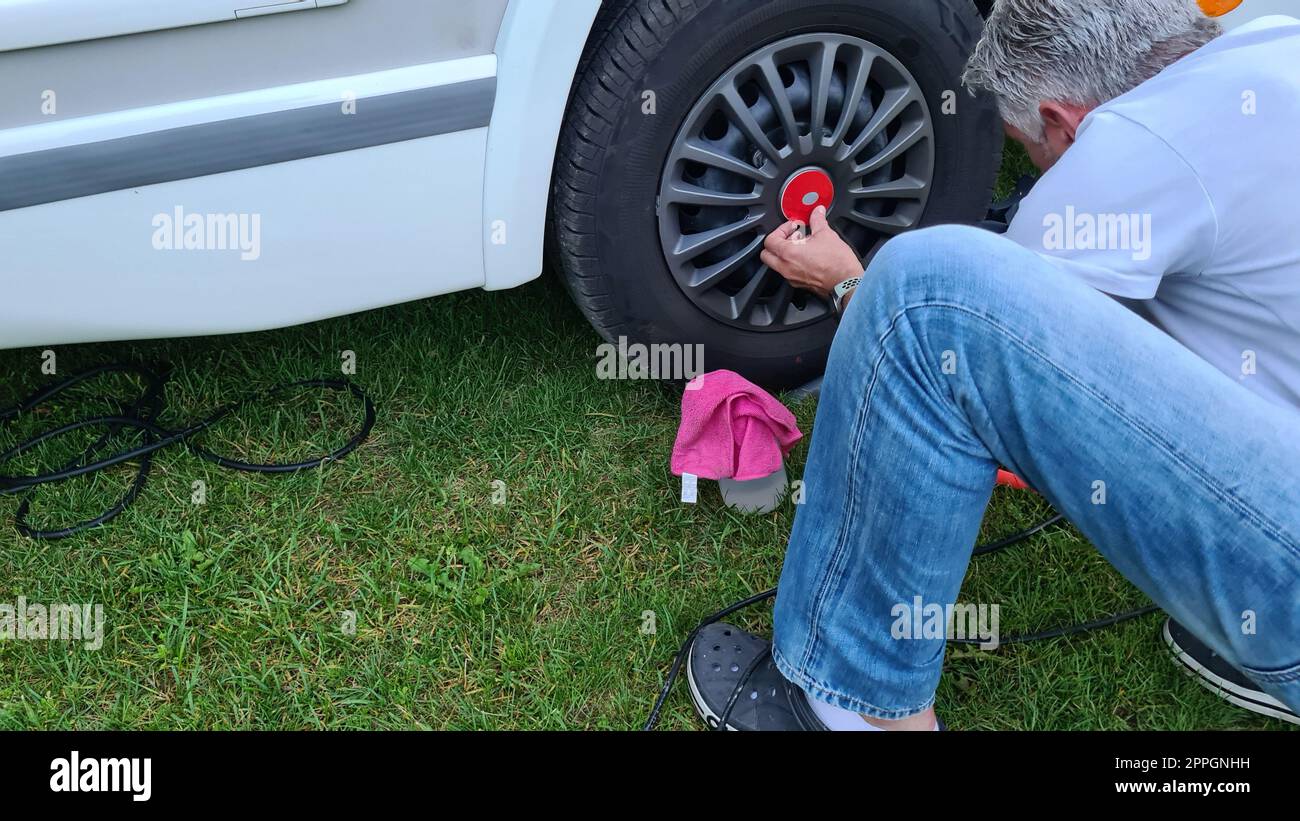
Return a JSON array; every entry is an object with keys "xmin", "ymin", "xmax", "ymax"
[
  {"xmin": 686, "ymin": 635, "xmax": 739, "ymax": 731},
  {"xmin": 1162, "ymin": 620, "xmax": 1299, "ymax": 725}
]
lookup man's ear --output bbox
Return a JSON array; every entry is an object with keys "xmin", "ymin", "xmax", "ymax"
[
  {"xmin": 1039, "ymin": 101, "xmax": 1092, "ymax": 151},
  {"xmin": 1039, "ymin": 102, "xmax": 1077, "ymax": 144}
]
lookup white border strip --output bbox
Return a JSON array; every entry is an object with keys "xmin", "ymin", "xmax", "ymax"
[{"xmin": 0, "ymin": 54, "xmax": 496, "ymax": 158}]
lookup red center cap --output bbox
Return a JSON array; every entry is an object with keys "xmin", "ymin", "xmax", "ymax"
[{"xmin": 780, "ymin": 168, "xmax": 835, "ymax": 224}]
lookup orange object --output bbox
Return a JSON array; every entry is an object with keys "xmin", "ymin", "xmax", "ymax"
[
  {"xmin": 1198, "ymin": 0, "xmax": 1244, "ymax": 17},
  {"xmin": 996, "ymin": 469, "xmax": 1032, "ymax": 492}
]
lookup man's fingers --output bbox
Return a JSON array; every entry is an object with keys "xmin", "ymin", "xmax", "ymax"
[
  {"xmin": 809, "ymin": 205, "xmax": 831, "ymax": 235},
  {"xmin": 765, "ymin": 221, "xmax": 803, "ymax": 253},
  {"xmin": 760, "ymin": 249, "xmax": 783, "ymax": 271},
  {"xmin": 769, "ymin": 220, "xmax": 803, "ymax": 241}
]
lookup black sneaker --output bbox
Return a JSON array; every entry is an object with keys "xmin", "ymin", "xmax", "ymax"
[
  {"xmin": 686, "ymin": 623, "xmax": 826, "ymax": 730},
  {"xmin": 1163, "ymin": 618, "xmax": 1298, "ymax": 725}
]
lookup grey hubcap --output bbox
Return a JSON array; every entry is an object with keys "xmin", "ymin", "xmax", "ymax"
[{"xmin": 657, "ymin": 33, "xmax": 935, "ymax": 331}]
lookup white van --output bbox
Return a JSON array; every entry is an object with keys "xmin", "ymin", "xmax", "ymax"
[{"xmin": 0, "ymin": 0, "xmax": 1283, "ymax": 387}]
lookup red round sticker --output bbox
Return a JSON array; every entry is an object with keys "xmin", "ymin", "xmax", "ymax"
[{"xmin": 780, "ymin": 168, "xmax": 835, "ymax": 224}]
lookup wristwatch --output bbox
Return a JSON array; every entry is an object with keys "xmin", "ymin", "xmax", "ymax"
[{"xmin": 831, "ymin": 276, "xmax": 862, "ymax": 317}]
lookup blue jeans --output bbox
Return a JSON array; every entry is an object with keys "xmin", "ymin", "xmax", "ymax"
[{"xmin": 772, "ymin": 225, "xmax": 1300, "ymax": 719}]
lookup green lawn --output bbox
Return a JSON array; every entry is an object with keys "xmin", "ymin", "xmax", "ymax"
[{"xmin": 0, "ymin": 143, "xmax": 1289, "ymax": 730}]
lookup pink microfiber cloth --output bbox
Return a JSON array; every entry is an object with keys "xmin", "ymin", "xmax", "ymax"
[{"xmin": 671, "ymin": 370, "xmax": 803, "ymax": 482}]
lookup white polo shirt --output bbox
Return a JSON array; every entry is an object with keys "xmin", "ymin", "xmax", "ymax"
[{"xmin": 1006, "ymin": 15, "xmax": 1300, "ymax": 411}]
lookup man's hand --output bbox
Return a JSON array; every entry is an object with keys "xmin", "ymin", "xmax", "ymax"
[{"xmin": 760, "ymin": 206, "xmax": 864, "ymax": 298}]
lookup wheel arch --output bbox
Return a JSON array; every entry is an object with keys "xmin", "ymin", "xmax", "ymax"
[{"xmin": 480, "ymin": 0, "xmax": 602, "ymax": 291}]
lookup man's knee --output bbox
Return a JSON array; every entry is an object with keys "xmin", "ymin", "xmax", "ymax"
[{"xmin": 864, "ymin": 224, "xmax": 1026, "ymax": 309}]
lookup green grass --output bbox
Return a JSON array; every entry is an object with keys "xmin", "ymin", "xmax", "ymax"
[
  {"xmin": 0, "ymin": 143, "xmax": 1289, "ymax": 730},
  {"xmin": 996, "ymin": 138, "xmax": 1038, "ymax": 200}
]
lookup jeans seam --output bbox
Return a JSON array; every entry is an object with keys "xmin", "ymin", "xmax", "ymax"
[
  {"xmin": 796, "ymin": 308, "xmax": 911, "ymax": 676},
  {"xmin": 1242, "ymin": 658, "xmax": 1300, "ymax": 684}
]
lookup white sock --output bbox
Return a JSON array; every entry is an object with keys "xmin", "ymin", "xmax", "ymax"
[{"xmin": 805, "ymin": 690, "xmax": 940, "ymax": 731}]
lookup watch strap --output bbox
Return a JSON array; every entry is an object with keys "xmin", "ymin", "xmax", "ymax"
[{"xmin": 831, "ymin": 276, "xmax": 862, "ymax": 316}]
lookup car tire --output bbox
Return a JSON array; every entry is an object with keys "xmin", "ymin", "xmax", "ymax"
[{"xmin": 550, "ymin": 0, "xmax": 1002, "ymax": 390}]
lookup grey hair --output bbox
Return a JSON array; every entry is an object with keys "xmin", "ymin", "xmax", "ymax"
[{"xmin": 962, "ymin": 0, "xmax": 1222, "ymax": 142}]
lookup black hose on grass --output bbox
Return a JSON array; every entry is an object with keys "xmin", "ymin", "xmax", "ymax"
[{"xmin": 0, "ymin": 363, "xmax": 374, "ymax": 539}]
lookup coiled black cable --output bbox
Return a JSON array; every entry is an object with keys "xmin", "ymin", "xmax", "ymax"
[{"xmin": 0, "ymin": 363, "xmax": 375, "ymax": 539}]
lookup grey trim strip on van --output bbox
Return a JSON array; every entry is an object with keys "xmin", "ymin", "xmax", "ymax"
[{"xmin": 0, "ymin": 76, "xmax": 496, "ymax": 212}]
